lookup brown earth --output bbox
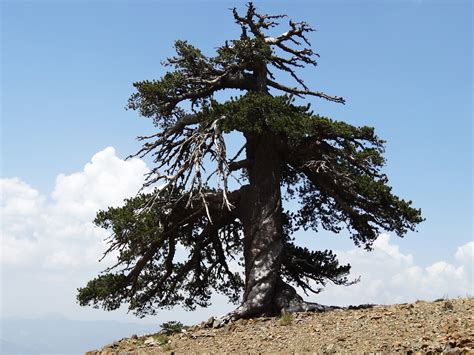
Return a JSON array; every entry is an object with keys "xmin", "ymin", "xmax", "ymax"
[{"xmin": 86, "ymin": 297, "xmax": 473, "ymax": 354}]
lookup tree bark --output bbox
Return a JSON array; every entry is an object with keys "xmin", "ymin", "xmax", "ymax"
[
  {"xmin": 227, "ymin": 133, "xmax": 338, "ymax": 320},
  {"xmin": 233, "ymin": 132, "xmax": 284, "ymax": 318}
]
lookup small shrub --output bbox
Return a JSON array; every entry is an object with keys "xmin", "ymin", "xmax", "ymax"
[
  {"xmin": 161, "ymin": 320, "xmax": 185, "ymax": 335},
  {"xmin": 153, "ymin": 334, "xmax": 169, "ymax": 345},
  {"xmin": 280, "ymin": 313, "xmax": 293, "ymax": 326},
  {"xmin": 442, "ymin": 300, "xmax": 454, "ymax": 311},
  {"xmin": 435, "ymin": 294, "xmax": 449, "ymax": 302}
]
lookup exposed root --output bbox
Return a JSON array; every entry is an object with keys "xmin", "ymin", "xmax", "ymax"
[
  {"xmin": 206, "ymin": 281, "xmax": 377, "ymax": 328},
  {"xmin": 273, "ymin": 280, "xmax": 340, "ymax": 314}
]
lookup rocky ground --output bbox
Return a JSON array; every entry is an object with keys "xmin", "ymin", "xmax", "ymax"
[{"xmin": 86, "ymin": 297, "xmax": 473, "ymax": 354}]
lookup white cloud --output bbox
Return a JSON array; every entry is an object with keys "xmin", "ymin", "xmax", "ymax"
[
  {"xmin": 1, "ymin": 147, "xmax": 149, "ymax": 270},
  {"xmin": 455, "ymin": 241, "xmax": 474, "ymax": 282},
  {"xmin": 0, "ymin": 147, "xmax": 152, "ymax": 321},
  {"xmin": 455, "ymin": 241, "xmax": 473, "ymax": 266},
  {"xmin": 314, "ymin": 234, "xmax": 474, "ymax": 306},
  {"xmin": 51, "ymin": 146, "xmax": 149, "ymax": 221},
  {"xmin": 1, "ymin": 147, "xmax": 148, "ymax": 270}
]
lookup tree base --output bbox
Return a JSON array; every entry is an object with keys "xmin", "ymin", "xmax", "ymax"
[
  {"xmin": 208, "ymin": 281, "xmax": 367, "ymax": 328},
  {"xmin": 273, "ymin": 281, "xmax": 340, "ymax": 314}
]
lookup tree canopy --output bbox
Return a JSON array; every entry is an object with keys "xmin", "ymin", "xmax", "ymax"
[{"xmin": 77, "ymin": 3, "xmax": 423, "ymax": 320}]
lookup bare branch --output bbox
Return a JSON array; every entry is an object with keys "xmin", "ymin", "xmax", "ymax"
[
  {"xmin": 267, "ymin": 79, "xmax": 346, "ymax": 104},
  {"xmin": 229, "ymin": 159, "xmax": 249, "ymax": 172}
]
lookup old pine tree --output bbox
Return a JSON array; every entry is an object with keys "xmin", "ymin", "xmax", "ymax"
[{"xmin": 78, "ymin": 3, "xmax": 423, "ymax": 321}]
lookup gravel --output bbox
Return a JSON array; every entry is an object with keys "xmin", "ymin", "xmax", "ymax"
[{"xmin": 87, "ymin": 297, "xmax": 474, "ymax": 354}]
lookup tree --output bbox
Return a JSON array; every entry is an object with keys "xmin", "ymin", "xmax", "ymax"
[{"xmin": 77, "ymin": 3, "xmax": 423, "ymax": 320}]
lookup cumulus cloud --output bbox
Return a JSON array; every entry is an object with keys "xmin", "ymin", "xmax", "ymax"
[
  {"xmin": 1, "ymin": 147, "xmax": 148, "ymax": 270},
  {"xmin": 0, "ymin": 147, "xmax": 152, "ymax": 320},
  {"xmin": 314, "ymin": 234, "xmax": 473, "ymax": 306},
  {"xmin": 455, "ymin": 241, "xmax": 474, "ymax": 267}
]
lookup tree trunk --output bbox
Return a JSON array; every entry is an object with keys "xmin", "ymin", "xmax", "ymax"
[
  {"xmin": 225, "ymin": 132, "xmax": 339, "ymax": 320},
  {"xmin": 234, "ymin": 132, "xmax": 284, "ymax": 318}
]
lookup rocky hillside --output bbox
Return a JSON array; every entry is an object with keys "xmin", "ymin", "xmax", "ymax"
[{"xmin": 87, "ymin": 297, "xmax": 473, "ymax": 354}]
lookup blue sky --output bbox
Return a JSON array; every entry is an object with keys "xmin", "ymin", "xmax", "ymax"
[{"xmin": 1, "ymin": 0, "xmax": 472, "ymax": 345}]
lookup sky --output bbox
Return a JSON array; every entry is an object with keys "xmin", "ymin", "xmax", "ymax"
[{"xmin": 1, "ymin": 0, "xmax": 473, "ymax": 349}]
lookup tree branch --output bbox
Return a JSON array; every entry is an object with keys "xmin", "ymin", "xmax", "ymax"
[
  {"xmin": 228, "ymin": 159, "xmax": 250, "ymax": 171},
  {"xmin": 121, "ymin": 189, "xmax": 242, "ymax": 291},
  {"xmin": 267, "ymin": 79, "xmax": 346, "ymax": 104}
]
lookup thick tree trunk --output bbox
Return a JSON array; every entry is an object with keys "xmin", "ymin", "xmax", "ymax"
[
  {"xmin": 224, "ymin": 132, "xmax": 338, "ymax": 321},
  {"xmin": 234, "ymin": 132, "xmax": 284, "ymax": 318}
]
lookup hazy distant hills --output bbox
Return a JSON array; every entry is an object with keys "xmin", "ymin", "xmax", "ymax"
[{"xmin": 1, "ymin": 315, "xmax": 158, "ymax": 354}]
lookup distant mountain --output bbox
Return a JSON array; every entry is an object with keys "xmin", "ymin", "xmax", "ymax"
[{"xmin": 0, "ymin": 316, "xmax": 158, "ymax": 354}]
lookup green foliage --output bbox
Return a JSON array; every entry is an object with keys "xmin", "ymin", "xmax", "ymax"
[
  {"xmin": 281, "ymin": 239, "xmax": 355, "ymax": 294},
  {"xmin": 169, "ymin": 40, "xmax": 212, "ymax": 74},
  {"xmin": 199, "ymin": 93, "xmax": 313, "ymax": 137},
  {"xmin": 442, "ymin": 300, "xmax": 454, "ymax": 311},
  {"xmin": 160, "ymin": 321, "xmax": 185, "ymax": 335},
  {"xmin": 93, "ymin": 193, "xmax": 164, "ymax": 258},
  {"xmin": 199, "ymin": 92, "xmax": 385, "ymax": 148},
  {"xmin": 153, "ymin": 334, "xmax": 169, "ymax": 345},
  {"xmin": 128, "ymin": 74, "xmax": 184, "ymax": 120},
  {"xmin": 293, "ymin": 169, "xmax": 423, "ymax": 250},
  {"xmin": 77, "ymin": 190, "xmax": 244, "ymax": 317},
  {"xmin": 127, "ymin": 36, "xmax": 273, "ymax": 126},
  {"xmin": 77, "ymin": 274, "xmax": 127, "ymax": 311},
  {"xmin": 279, "ymin": 313, "xmax": 293, "ymax": 326},
  {"xmin": 434, "ymin": 295, "xmax": 449, "ymax": 302},
  {"xmin": 127, "ymin": 40, "xmax": 214, "ymax": 123},
  {"xmin": 214, "ymin": 36, "xmax": 273, "ymax": 67}
]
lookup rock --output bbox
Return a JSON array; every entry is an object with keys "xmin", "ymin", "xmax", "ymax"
[
  {"xmin": 203, "ymin": 316, "xmax": 214, "ymax": 328},
  {"xmin": 212, "ymin": 317, "xmax": 225, "ymax": 328},
  {"xmin": 326, "ymin": 343, "xmax": 335, "ymax": 352},
  {"xmin": 451, "ymin": 332, "xmax": 461, "ymax": 340},
  {"xmin": 110, "ymin": 341, "xmax": 120, "ymax": 348},
  {"xmin": 131, "ymin": 334, "xmax": 138, "ymax": 340},
  {"xmin": 144, "ymin": 337, "xmax": 158, "ymax": 346}
]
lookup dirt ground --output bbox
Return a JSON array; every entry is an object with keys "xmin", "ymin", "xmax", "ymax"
[{"xmin": 87, "ymin": 297, "xmax": 474, "ymax": 354}]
